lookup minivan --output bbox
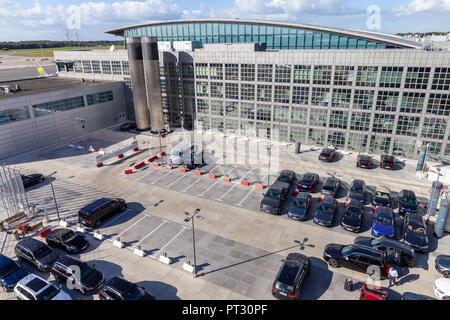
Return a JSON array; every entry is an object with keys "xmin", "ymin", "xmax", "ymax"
[
  {"xmin": 78, "ymin": 198, "xmax": 127, "ymax": 228},
  {"xmin": 169, "ymin": 144, "xmax": 198, "ymax": 166}
]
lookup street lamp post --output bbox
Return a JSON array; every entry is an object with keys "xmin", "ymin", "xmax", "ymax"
[
  {"xmin": 426, "ymin": 167, "xmax": 443, "ymax": 224},
  {"xmin": 48, "ymin": 171, "xmax": 60, "ymax": 221},
  {"xmin": 267, "ymin": 145, "xmax": 272, "ymax": 187},
  {"xmin": 76, "ymin": 118, "xmax": 87, "ymax": 151},
  {"xmin": 159, "ymin": 130, "xmax": 164, "ymax": 166},
  {"xmin": 184, "ymin": 208, "xmax": 201, "ymax": 278}
]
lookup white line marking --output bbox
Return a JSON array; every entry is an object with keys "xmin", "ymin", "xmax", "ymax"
[
  {"xmin": 200, "ymin": 165, "xmax": 237, "ymax": 196},
  {"xmin": 136, "ymin": 168, "xmax": 157, "ymax": 181},
  {"xmin": 150, "ymin": 226, "xmax": 189, "ymax": 258},
  {"xmin": 101, "ymin": 208, "xmax": 134, "ymax": 228},
  {"xmin": 151, "ymin": 170, "xmax": 177, "ymax": 184},
  {"xmin": 166, "ymin": 169, "xmax": 193, "ymax": 187},
  {"xmin": 117, "ymin": 215, "xmax": 149, "ymax": 237},
  {"xmin": 131, "ymin": 220, "xmax": 169, "ymax": 249},
  {"xmin": 216, "ymin": 169, "xmax": 253, "ymax": 201},
  {"xmin": 181, "ymin": 166, "xmax": 216, "ymax": 192},
  {"xmin": 236, "ymin": 174, "xmax": 267, "ymax": 206}
]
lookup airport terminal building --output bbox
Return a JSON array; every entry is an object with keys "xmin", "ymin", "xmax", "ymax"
[{"xmin": 41, "ymin": 19, "xmax": 450, "ymax": 162}]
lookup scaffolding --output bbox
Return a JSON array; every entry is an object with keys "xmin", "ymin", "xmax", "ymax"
[{"xmin": 0, "ymin": 164, "xmax": 29, "ymax": 221}]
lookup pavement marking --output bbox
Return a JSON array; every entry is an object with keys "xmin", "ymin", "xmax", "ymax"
[
  {"xmin": 136, "ymin": 167, "xmax": 158, "ymax": 181},
  {"xmin": 131, "ymin": 220, "xmax": 170, "ymax": 249},
  {"xmin": 216, "ymin": 169, "xmax": 253, "ymax": 201},
  {"xmin": 236, "ymin": 174, "xmax": 267, "ymax": 206},
  {"xmin": 116, "ymin": 215, "xmax": 150, "ymax": 237},
  {"xmin": 150, "ymin": 226, "xmax": 190, "ymax": 259},
  {"xmin": 181, "ymin": 166, "xmax": 217, "ymax": 192},
  {"xmin": 150, "ymin": 169, "xmax": 178, "ymax": 184},
  {"xmin": 101, "ymin": 208, "xmax": 134, "ymax": 228},
  {"xmin": 166, "ymin": 169, "xmax": 194, "ymax": 187},
  {"xmin": 199, "ymin": 165, "xmax": 237, "ymax": 197}
]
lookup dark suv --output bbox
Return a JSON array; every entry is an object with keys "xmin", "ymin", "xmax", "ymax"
[
  {"xmin": 14, "ymin": 238, "xmax": 59, "ymax": 272},
  {"xmin": 275, "ymin": 170, "xmax": 296, "ymax": 188},
  {"xmin": 323, "ymin": 243, "xmax": 399, "ymax": 279},
  {"xmin": 347, "ymin": 179, "xmax": 366, "ymax": 203},
  {"xmin": 380, "ymin": 155, "xmax": 395, "ymax": 170},
  {"xmin": 78, "ymin": 198, "xmax": 127, "ymax": 228},
  {"xmin": 341, "ymin": 200, "xmax": 364, "ymax": 232},
  {"xmin": 272, "ymin": 253, "xmax": 311, "ymax": 300},
  {"xmin": 260, "ymin": 183, "xmax": 288, "ymax": 215},
  {"xmin": 99, "ymin": 276, "xmax": 156, "ymax": 300},
  {"xmin": 313, "ymin": 197, "xmax": 337, "ymax": 227},
  {"xmin": 51, "ymin": 255, "xmax": 104, "ymax": 295},
  {"xmin": 297, "ymin": 173, "xmax": 319, "ymax": 192},
  {"xmin": 403, "ymin": 214, "xmax": 429, "ymax": 253},
  {"xmin": 357, "ymin": 155, "xmax": 372, "ymax": 169},
  {"xmin": 398, "ymin": 190, "xmax": 418, "ymax": 215},
  {"xmin": 321, "ymin": 177, "xmax": 341, "ymax": 198},
  {"xmin": 21, "ymin": 174, "xmax": 44, "ymax": 188},
  {"xmin": 318, "ymin": 148, "xmax": 336, "ymax": 162}
]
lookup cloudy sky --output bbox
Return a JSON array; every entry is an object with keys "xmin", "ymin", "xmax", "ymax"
[{"xmin": 1, "ymin": 0, "xmax": 449, "ymax": 41}]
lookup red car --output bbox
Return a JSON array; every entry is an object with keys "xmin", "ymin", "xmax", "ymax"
[{"xmin": 359, "ymin": 284, "xmax": 388, "ymax": 300}]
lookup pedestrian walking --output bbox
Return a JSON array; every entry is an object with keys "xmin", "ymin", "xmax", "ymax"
[{"xmin": 388, "ymin": 267, "xmax": 398, "ymax": 287}]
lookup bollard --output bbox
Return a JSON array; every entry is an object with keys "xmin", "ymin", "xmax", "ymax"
[{"xmin": 13, "ymin": 230, "xmax": 20, "ymax": 241}]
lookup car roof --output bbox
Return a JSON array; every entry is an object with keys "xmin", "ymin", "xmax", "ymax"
[
  {"xmin": 321, "ymin": 197, "xmax": 336, "ymax": 204},
  {"xmin": 376, "ymin": 238, "xmax": 413, "ymax": 251},
  {"xmin": 295, "ymin": 192, "xmax": 310, "ymax": 200},
  {"xmin": 350, "ymin": 244, "xmax": 384, "ymax": 258},
  {"xmin": 358, "ymin": 154, "xmax": 371, "ymax": 160},
  {"xmin": 269, "ymin": 182, "xmax": 286, "ymax": 191},
  {"xmin": 347, "ymin": 200, "xmax": 363, "ymax": 208},
  {"xmin": 351, "ymin": 179, "xmax": 365, "ymax": 186},
  {"xmin": 48, "ymin": 228, "xmax": 72, "ymax": 237},
  {"xmin": 405, "ymin": 215, "xmax": 424, "ymax": 226},
  {"xmin": 80, "ymin": 198, "xmax": 113, "ymax": 214},
  {"xmin": 278, "ymin": 261, "xmax": 302, "ymax": 285},
  {"xmin": 279, "ymin": 170, "xmax": 294, "ymax": 175},
  {"xmin": 286, "ymin": 252, "xmax": 308, "ymax": 263},
  {"xmin": 107, "ymin": 276, "xmax": 133, "ymax": 294},
  {"xmin": 302, "ymin": 172, "xmax": 317, "ymax": 179},
  {"xmin": 375, "ymin": 206, "xmax": 394, "ymax": 216},
  {"xmin": 321, "ymin": 148, "xmax": 334, "ymax": 153},
  {"xmin": 324, "ymin": 177, "xmax": 339, "ymax": 184},
  {"xmin": 26, "ymin": 277, "xmax": 49, "ymax": 293},
  {"xmin": 400, "ymin": 190, "xmax": 416, "ymax": 198},
  {"xmin": 381, "ymin": 154, "xmax": 394, "ymax": 160},
  {"xmin": 55, "ymin": 255, "xmax": 83, "ymax": 267},
  {"xmin": 17, "ymin": 237, "xmax": 46, "ymax": 250}
]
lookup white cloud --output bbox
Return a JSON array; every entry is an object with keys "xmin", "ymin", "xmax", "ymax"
[{"xmin": 393, "ymin": 0, "xmax": 450, "ymax": 15}]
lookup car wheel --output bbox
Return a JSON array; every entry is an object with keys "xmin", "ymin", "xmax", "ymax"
[
  {"xmin": 328, "ymin": 259, "xmax": 339, "ymax": 268},
  {"xmin": 443, "ymin": 271, "xmax": 450, "ymax": 278}
]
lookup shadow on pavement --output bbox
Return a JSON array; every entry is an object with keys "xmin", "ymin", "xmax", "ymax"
[
  {"xmin": 301, "ymin": 257, "xmax": 333, "ymax": 300},
  {"xmin": 137, "ymin": 280, "xmax": 181, "ymax": 300}
]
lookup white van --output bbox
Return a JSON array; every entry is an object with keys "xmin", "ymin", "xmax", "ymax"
[{"xmin": 169, "ymin": 143, "xmax": 198, "ymax": 166}]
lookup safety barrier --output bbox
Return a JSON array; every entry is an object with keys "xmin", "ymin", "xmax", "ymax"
[
  {"xmin": 166, "ymin": 165, "xmax": 173, "ymax": 170},
  {"xmin": 153, "ymin": 162, "xmax": 161, "ymax": 167},
  {"xmin": 255, "ymin": 182, "xmax": 265, "ymax": 189},
  {"xmin": 134, "ymin": 161, "xmax": 146, "ymax": 170},
  {"xmin": 208, "ymin": 170, "xmax": 216, "ymax": 178},
  {"xmin": 179, "ymin": 166, "xmax": 188, "ymax": 172},
  {"xmin": 194, "ymin": 169, "xmax": 203, "ymax": 175},
  {"xmin": 241, "ymin": 178, "xmax": 250, "ymax": 186},
  {"xmin": 222, "ymin": 174, "xmax": 231, "ymax": 182},
  {"xmin": 95, "ymin": 139, "xmax": 139, "ymax": 168}
]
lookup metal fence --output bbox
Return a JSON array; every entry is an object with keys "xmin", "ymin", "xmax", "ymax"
[{"xmin": 0, "ymin": 164, "xmax": 29, "ymax": 221}]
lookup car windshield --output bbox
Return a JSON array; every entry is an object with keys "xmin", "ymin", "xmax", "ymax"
[
  {"xmin": 323, "ymin": 184, "xmax": 335, "ymax": 192},
  {"xmin": 406, "ymin": 225, "xmax": 426, "ymax": 235},
  {"xmin": 375, "ymin": 192, "xmax": 389, "ymax": 199},
  {"xmin": 401, "ymin": 197, "xmax": 417, "ymax": 207},
  {"xmin": 293, "ymin": 200, "xmax": 307, "ymax": 209},
  {"xmin": 79, "ymin": 264, "xmax": 94, "ymax": 280},
  {"xmin": 345, "ymin": 207, "xmax": 360, "ymax": 218},
  {"xmin": 278, "ymin": 176, "xmax": 289, "ymax": 183},
  {"xmin": 124, "ymin": 285, "xmax": 146, "ymax": 300},
  {"xmin": 341, "ymin": 245, "xmax": 353, "ymax": 255},
  {"xmin": 0, "ymin": 262, "xmax": 20, "ymax": 278},
  {"xmin": 36, "ymin": 285, "xmax": 60, "ymax": 300},
  {"xmin": 318, "ymin": 205, "xmax": 333, "ymax": 215},
  {"xmin": 266, "ymin": 190, "xmax": 281, "ymax": 200},
  {"xmin": 61, "ymin": 231, "xmax": 77, "ymax": 243},
  {"xmin": 171, "ymin": 150, "xmax": 182, "ymax": 157},
  {"xmin": 350, "ymin": 184, "xmax": 363, "ymax": 193},
  {"xmin": 376, "ymin": 215, "xmax": 393, "ymax": 226},
  {"xmin": 33, "ymin": 246, "xmax": 51, "ymax": 259},
  {"xmin": 275, "ymin": 281, "xmax": 294, "ymax": 293}
]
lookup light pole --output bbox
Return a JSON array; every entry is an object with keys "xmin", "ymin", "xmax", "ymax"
[
  {"xmin": 48, "ymin": 171, "xmax": 60, "ymax": 221},
  {"xmin": 76, "ymin": 117, "xmax": 87, "ymax": 151},
  {"xmin": 426, "ymin": 168, "xmax": 443, "ymax": 224},
  {"xmin": 267, "ymin": 145, "xmax": 272, "ymax": 187},
  {"xmin": 184, "ymin": 208, "xmax": 201, "ymax": 278},
  {"xmin": 159, "ymin": 130, "xmax": 164, "ymax": 166}
]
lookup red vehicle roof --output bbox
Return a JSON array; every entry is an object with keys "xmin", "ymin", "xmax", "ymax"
[{"xmin": 359, "ymin": 284, "xmax": 388, "ymax": 300}]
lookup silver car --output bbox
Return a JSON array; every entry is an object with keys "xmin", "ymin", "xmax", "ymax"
[{"xmin": 14, "ymin": 274, "xmax": 71, "ymax": 300}]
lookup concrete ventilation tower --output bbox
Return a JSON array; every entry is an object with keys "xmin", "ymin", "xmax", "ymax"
[
  {"xmin": 142, "ymin": 36, "xmax": 165, "ymax": 132},
  {"xmin": 126, "ymin": 37, "xmax": 151, "ymax": 130}
]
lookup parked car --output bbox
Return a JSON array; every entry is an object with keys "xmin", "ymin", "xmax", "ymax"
[
  {"xmin": 119, "ymin": 121, "xmax": 137, "ymax": 131},
  {"xmin": 288, "ymin": 192, "xmax": 312, "ymax": 221},
  {"xmin": 169, "ymin": 143, "xmax": 197, "ymax": 165},
  {"xmin": 275, "ymin": 170, "xmax": 296, "ymax": 188},
  {"xmin": 46, "ymin": 228, "xmax": 89, "ymax": 253},
  {"xmin": 14, "ymin": 238, "xmax": 59, "ymax": 272},
  {"xmin": 98, "ymin": 276, "xmax": 156, "ymax": 300},
  {"xmin": 51, "ymin": 255, "xmax": 105, "ymax": 295},
  {"xmin": 323, "ymin": 243, "xmax": 399, "ymax": 279},
  {"xmin": 435, "ymin": 255, "xmax": 450, "ymax": 278},
  {"xmin": 318, "ymin": 148, "xmax": 336, "ymax": 162},
  {"xmin": 354, "ymin": 236, "xmax": 415, "ymax": 267},
  {"xmin": 359, "ymin": 284, "xmax": 388, "ymax": 300},
  {"xmin": 398, "ymin": 189, "xmax": 418, "ymax": 215},
  {"xmin": 341, "ymin": 200, "xmax": 364, "ymax": 232},
  {"xmin": 297, "ymin": 172, "xmax": 319, "ymax": 192},
  {"xmin": 78, "ymin": 197, "xmax": 127, "ymax": 228},
  {"xmin": 321, "ymin": 177, "xmax": 341, "ymax": 198},
  {"xmin": 271, "ymin": 253, "xmax": 311, "ymax": 300},
  {"xmin": 401, "ymin": 292, "xmax": 436, "ymax": 300},
  {"xmin": 372, "ymin": 186, "xmax": 392, "ymax": 207},
  {"xmin": 260, "ymin": 183, "xmax": 288, "ymax": 215},
  {"xmin": 434, "ymin": 278, "xmax": 450, "ymax": 300},
  {"xmin": 14, "ymin": 274, "xmax": 71, "ymax": 300},
  {"xmin": 372, "ymin": 206, "xmax": 395, "ymax": 238},
  {"xmin": 313, "ymin": 197, "xmax": 337, "ymax": 227},
  {"xmin": 380, "ymin": 154, "xmax": 396, "ymax": 170},
  {"xmin": 0, "ymin": 254, "xmax": 28, "ymax": 292},
  {"xmin": 347, "ymin": 179, "xmax": 366, "ymax": 203},
  {"xmin": 403, "ymin": 214, "xmax": 429, "ymax": 252},
  {"xmin": 356, "ymin": 154, "xmax": 372, "ymax": 169},
  {"xmin": 21, "ymin": 173, "xmax": 44, "ymax": 188}
]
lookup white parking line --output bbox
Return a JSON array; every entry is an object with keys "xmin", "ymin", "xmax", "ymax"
[
  {"xmin": 116, "ymin": 215, "xmax": 150, "ymax": 237},
  {"xmin": 236, "ymin": 174, "xmax": 267, "ymax": 206},
  {"xmin": 101, "ymin": 208, "xmax": 134, "ymax": 228},
  {"xmin": 181, "ymin": 166, "xmax": 217, "ymax": 192},
  {"xmin": 166, "ymin": 169, "xmax": 193, "ymax": 187},
  {"xmin": 199, "ymin": 165, "xmax": 237, "ymax": 197},
  {"xmin": 151, "ymin": 169, "xmax": 178, "ymax": 184},
  {"xmin": 131, "ymin": 220, "xmax": 169, "ymax": 249},
  {"xmin": 150, "ymin": 226, "xmax": 189, "ymax": 258},
  {"xmin": 216, "ymin": 169, "xmax": 253, "ymax": 201},
  {"xmin": 136, "ymin": 167, "xmax": 157, "ymax": 181}
]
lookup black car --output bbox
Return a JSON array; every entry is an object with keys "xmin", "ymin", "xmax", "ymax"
[
  {"xmin": 372, "ymin": 186, "xmax": 392, "ymax": 207},
  {"xmin": 45, "ymin": 228, "xmax": 89, "ymax": 253},
  {"xmin": 275, "ymin": 170, "xmax": 296, "ymax": 188},
  {"xmin": 297, "ymin": 173, "xmax": 319, "ymax": 192},
  {"xmin": 272, "ymin": 253, "xmax": 311, "ymax": 300},
  {"xmin": 435, "ymin": 255, "xmax": 450, "ymax": 278},
  {"xmin": 401, "ymin": 292, "xmax": 436, "ymax": 300},
  {"xmin": 14, "ymin": 238, "xmax": 59, "ymax": 273},
  {"xmin": 354, "ymin": 236, "xmax": 416, "ymax": 267},
  {"xmin": 51, "ymin": 255, "xmax": 104, "ymax": 295},
  {"xmin": 398, "ymin": 190, "xmax": 418, "ymax": 215},
  {"xmin": 347, "ymin": 179, "xmax": 366, "ymax": 203},
  {"xmin": 21, "ymin": 174, "xmax": 44, "ymax": 188},
  {"xmin": 357, "ymin": 154, "xmax": 372, "ymax": 169},
  {"xmin": 260, "ymin": 183, "xmax": 288, "ymax": 215},
  {"xmin": 323, "ymin": 244, "xmax": 399, "ymax": 279},
  {"xmin": 321, "ymin": 177, "xmax": 341, "ymax": 198},
  {"xmin": 403, "ymin": 214, "xmax": 429, "ymax": 252},
  {"xmin": 318, "ymin": 148, "xmax": 336, "ymax": 162},
  {"xmin": 313, "ymin": 197, "xmax": 337, "ymax": 227},
  {"xmin": 287, "ymin": 192, "xmax": 312, "ymax": 221},
  {"xmin": 98, "ymin": 276, "xmax": 156, "ymax": 300},
  {"xmin": 119, "ymin": 121, "xmax": 137, "ymax": 131},
  {"xmin": 341, "ymin": 200, "xmax": 364, "ymax": 232},
  {"xmin": 78, "ymin": 198, "xmax": 127, "ymax": 228},
  {"xmin": 380, "ymin": 154, "xmax": 395, "ymax": 170}
]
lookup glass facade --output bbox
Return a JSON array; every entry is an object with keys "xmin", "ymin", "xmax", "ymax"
[
  {"xmin": 87, "ymin": 91, "xmax": 114, "ymax": 105},
  {"xmin": 0, "ymin": 106, "xmax": 30, "ymax": 126}
]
